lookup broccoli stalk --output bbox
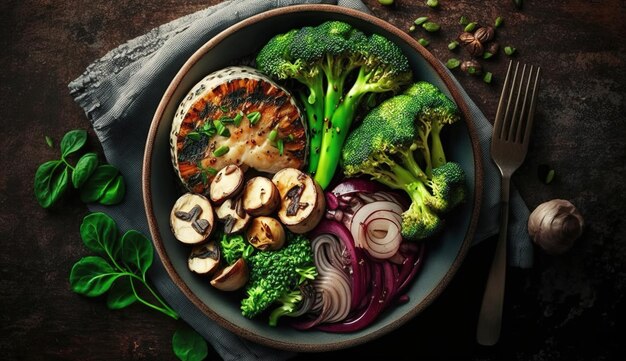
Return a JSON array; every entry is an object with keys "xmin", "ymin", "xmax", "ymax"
[
  {"xmin": 219, "ymin": 233, "xmax": 255, "ymax": 265},
  {"xmin": 313, "ymin": 33, "xmax": 413, "ymax": 189}
]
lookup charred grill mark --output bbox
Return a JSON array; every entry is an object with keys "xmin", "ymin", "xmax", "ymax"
[{"xmin": 178, "ymin": 136, "xmax": 208, "ymax": 162}]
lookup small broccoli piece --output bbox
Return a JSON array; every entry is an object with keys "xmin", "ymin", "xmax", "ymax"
[
  {"xmin": 342, "ymin": 84, "xmax": 466, "ymax": 240},
  {"xmin": 268, "ymin": 282, "xmax": 316, "ymax": 326},
  {"xmin": 219, "ymin": 233, "xmax": 255, "ymax": 265},
  {"xmin": 241, "ymin": 233, "xmax": 317, "ymax": 319},
  {"xmin": 428, "ymin": 161, "xmax": 467, "ymax": 213}
]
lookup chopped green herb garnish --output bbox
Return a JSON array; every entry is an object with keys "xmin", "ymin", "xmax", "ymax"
[
  {"xmin": 418, "ymin": 38, "xmax": 430, "ymax": 47},
  {"xmin": 483, "ymin": 52, "xmax": 494, "ymax": 59},
  {"xmin": 268, "ymin": 129, "xmax": 278, "ymax": 142},
  {"xmin": 204, "ymin": 166, "xmax": 218, "ymax": 176},
  {"xmin": 247, "ymin": 111, "xmax": 261, "ymax": 125},
  {"xmin": 220, "ymin": 105, "xmax": 229, "ymax": 112},
  {"xmin": 277, "ymin": 139, "xmax": 284, "ymax": 156},
  {"xmin": 459, "ymin": 16, "xmax": 469, "ymax": 26},
  {"xmin": 215, "ymin": 121, "xmax": 230, "ymax": 137},
  {"xmin": 426, "ymin": 0, "xmax": 438, "ymax": 8},
  {"xmin": 197, "ymin": 161, "xmax": 217, "ymax": 184},
  {"xmin": 233, "ymin": 112, "xmax": 243, "ymax": 126},
  {"xmin": 504, "ymin": 46, "xmax": 516, "ymax": 56},
  {"xmin": 201, "ymin": 122, "xmax": 215, "ymax": 132},
  {"xmin": 187, "ymin": 132, "xmax": 202, "ymax": 141},
  {"xmin": 448, "ymin": 41, "xmax": 459, "ymax": 50},
  {"xmin": 45, "ymin": 135, "xmax": 54, "ymax": 148},
  {"xmin": 213, "ymin": 145, "xmax": 230, "ymax": 157},
  {"xmin": 218, "ymin": 116, "xmax": 234, "ymax": 124}
]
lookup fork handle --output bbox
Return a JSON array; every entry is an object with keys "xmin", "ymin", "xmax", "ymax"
[{"xmin": 476, "ymin": 175, "xmax": 511, "ymax": 346}]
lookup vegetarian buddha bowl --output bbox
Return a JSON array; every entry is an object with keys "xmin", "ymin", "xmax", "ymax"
[{"xmin": 143, "ymin": 4, "xmax": 482, "ymax": 352}]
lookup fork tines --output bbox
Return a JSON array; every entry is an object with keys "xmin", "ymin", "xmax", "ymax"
[{"xmin": 493, "ymin": 61, "xmax": 541, "ymax": 145}]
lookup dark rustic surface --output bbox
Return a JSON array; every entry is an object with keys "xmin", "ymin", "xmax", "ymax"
[{"xmin": 1, "ymin": 0, "xmax": 624, "ymax": 360}]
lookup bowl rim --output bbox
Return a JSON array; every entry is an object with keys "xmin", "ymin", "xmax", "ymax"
[{"xmin": 142, "ymin": 4, "xmax": 483, "ymax": 352}]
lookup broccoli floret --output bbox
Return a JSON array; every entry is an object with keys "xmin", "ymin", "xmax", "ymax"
[
  {"xmin": 428, "ymin": 161, "xmax": 467, "ymax": 213},
  {"xmin": 404, "ymin": 82, "xmax": 460, "ymax": 170},
  {"xmin": 342, "ymin": 84, "xmax": 466, "ymax": 241},
  {"xmin": 218, "ymin": 233, "xmax": 255, "ymax": 265},
  {"xmin": 268, "ymin": 282, "xmax": 316, "ymax": 326},
  {"xmin": 241, "ymin": 233, "xmax": 317, "ymax": 319},
  {"xmin": 256, "ymin": 21, "xmax": 413, "ymax": 187}
]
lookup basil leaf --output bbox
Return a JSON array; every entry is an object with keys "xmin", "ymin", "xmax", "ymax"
[
  {"xmin": 172, "ymin": 326, "xmax": 208, "ymax": 361},
  {"xmin": 98, "ymin": 174, "xmax": 125, "ymax": 205},
  {"xmin": 60, "ymin": 129, "xmax": 87, "ymax": 158},
  {"xmin": 34, "ymin": 160, "xmax": 69, "ymax": 208},
  {"xmin": 79, "ymin": 164, "xmax": 119, "ymax": 203},
  {"xmin": 80, "ymin": 212, "xmax": 120, "ymax": 258},
  {"xmin": 106, "ymin": 276, "xmax": 137, "ymax": 309},
  {"xmin": 72, "ymin": 152, "xmax": 98, "ymax": 188},
  {"xmin": 120, "ymin": 230, "xmax": 153, "ymax": 276},
  {"xmin": 69, "ymin": 256, "xmax": 123, "ymax": 297}
]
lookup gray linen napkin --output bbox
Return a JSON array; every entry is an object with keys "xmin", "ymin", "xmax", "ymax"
[{"xmin": 68, "ymin": 0, "xmax": 532, "ymax": 359}]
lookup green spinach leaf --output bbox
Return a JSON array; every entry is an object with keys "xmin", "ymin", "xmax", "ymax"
[
  {"xmin": 35, "ymin": 128, "xmax": 127, "ymax": 208},
  {"xmin": 80, "ymin": 212, "xmax": 120, "ymax": 258},
  {"xmin": 79, "ymin": 164, "xmax": 119, "ymax": 203},
  {"xmin": 106, "ymin": 276, "xmax": 137, "ymax": 310},
  {"xmin": 34, "ymin": 160, "xmax": 69, "ymax": 208},
  {"xmin": 172, "ymin": 326, "xmax": 208, "ymax": 361},
  {"xmin": 120, "ymin": 230, "xmax": 153, "ymax": 276},
  {"xmin": 60, "ymin": 129, "xmax": 87, "ymax": 158},
  {"xmin": 69, "ymin": 256, "xmax": 123, "ymax": 297},
  {"xmin": 72, "ymin": 152, "xmax": 98, "ymax": 188},
  {"xmin": 72, "ymin": 212, "xmax": 178, "ymax": 319},
  {"xmin": 98, "ymin": 174, "xmax": 126, "ymax": 205}
]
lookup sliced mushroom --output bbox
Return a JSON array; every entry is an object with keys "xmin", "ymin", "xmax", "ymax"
[
  {"xmin": 210, "ymin": 258, "xmax": 249, "ymax": 291},
  {"xmin": 242, "ymin": 176, "xmax": 280, "ymax": 216},
  {"xmin": 272, "ymin": 168, "xmax": 326, "ymax": 234},
  {"xmin": 246, "ymin": 216, "xmax": 286, "ymax": 251},
  {"xmin": 170, "ymin": 193, "xmax": 214, "ymax": 244},
  {"xmin": 188, "ymin": 241, "xmax": 220, "ymax": 275},
  {"xmin": 209, "ymin": 164, "xmax": 245, "ymax": 204},
  {"xmin": 215, "ymin": 197, "xmax": 251, "ymax": 234}
]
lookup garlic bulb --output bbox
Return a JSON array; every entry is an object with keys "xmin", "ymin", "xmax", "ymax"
[{"xmin": 528, "ymin": 199, "xmax": 584, "ymax": 254}]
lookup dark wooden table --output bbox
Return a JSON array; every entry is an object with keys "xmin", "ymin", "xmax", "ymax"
[{"xmin": 2, "ymin": 0, "xmax": 624, "ymax": 360}]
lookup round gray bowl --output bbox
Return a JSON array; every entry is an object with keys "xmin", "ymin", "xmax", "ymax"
[{"xmin": 143, "ymin": 4, "xmax": 483, "ymax": 352}]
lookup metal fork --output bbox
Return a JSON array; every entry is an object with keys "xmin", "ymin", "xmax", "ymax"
[{"xmin": 476, "ymin": 60, "xmax": 541, "ymax": 346}]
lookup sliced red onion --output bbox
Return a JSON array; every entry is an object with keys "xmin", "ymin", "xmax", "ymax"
[
  {"xmin": 309, "ymin": 220, "xmax": 363, "ymax": 311},
  {"xmin": 350, "ymin": 202, "xmax": 404, "ymax": 260},
  {"xmin": 396, "ymin": 243, "xmax": 426, "ymax": 294},
  {"xmin": 325, "ymin": 192, "xmax": 339, "ymax": 210},
  {"xmin": 331, "ymin": 178, "xmax": 384, "ymax": 198}
]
